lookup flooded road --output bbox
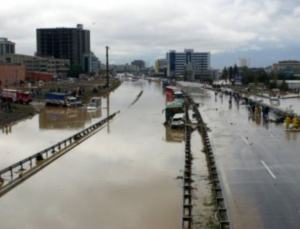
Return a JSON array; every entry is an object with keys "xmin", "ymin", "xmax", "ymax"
[
  {"xmin": 192, "ymin": 89, "xmax": 300, "ymax": 229},
  {"xmin": 0, "ymin": 80, "xmax": 185, "ymax": 229}
]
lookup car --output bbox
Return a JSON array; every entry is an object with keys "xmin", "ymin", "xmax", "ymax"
[
  {"xmin": 66, "ymin": 96, "xmax": 82, "ymax": 107},
  {"xmin": 170, "ymin": 113, "xmax": 185, "ymax": 128}
]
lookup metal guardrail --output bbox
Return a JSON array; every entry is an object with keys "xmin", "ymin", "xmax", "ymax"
[
  {"xmin": 0, "ymin": 111, "xmax": 119, "ymax": 198},
  {"xmin": 181, "ymin": 105, "xmax": 193, "ymax": 229},
  {"xmin": 185, "ymin": 94, "xmax": 230, "ymax": 229}
]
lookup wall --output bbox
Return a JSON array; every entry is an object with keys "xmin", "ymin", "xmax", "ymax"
[
  {"xmin": 26, "ymin": 71, "xmax": 53, "ymax": 82},
  {"xmin": 0, "ymin": 64, "xmax": 26, "ymax": 87}
]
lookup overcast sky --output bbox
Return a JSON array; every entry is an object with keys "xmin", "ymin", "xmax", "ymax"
[{"xmin": 1, "ymin": 0, "xmax": 300, "ymax": 68}]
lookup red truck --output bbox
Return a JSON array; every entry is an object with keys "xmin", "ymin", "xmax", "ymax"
[
  {"xmin": 1, "ymin": 89, "xmax": 32, "ymax": 104},
  {"xmin": 165, "ymin": 86, "xmax": 184, "ymax": 102}
]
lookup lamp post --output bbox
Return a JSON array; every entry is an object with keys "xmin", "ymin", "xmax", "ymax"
[{"xmin": 106, "ymin": 46, "xmax": 109, "ymax": 88}]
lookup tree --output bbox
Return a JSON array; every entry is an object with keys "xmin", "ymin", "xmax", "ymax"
[
  {"xmin": 221, "ymin": 67, "xmax": 228, "ymax": 80},
  {"xmin": 69, "ymin": 64, "xmax": 82, "ymax": 78},
  {"xmin": 256, "ymin": 69, "xmax": 269, "ymax": 84},
  {"xmin": 240, "ymin": 66, "xmax": 251, "ymax": 85},
  {"xmin": 269, "ymin": 81, "xmax": 277, "ymax": 89},
  {"xmin": 280, "ymin": 80, "xmax": 289, "ymax": 91},
  {"xmin": 269, "ymin": 72, "xmax": 278, "ymax": 89},
  {"xmin": 233, "ymin": 64, "xmax": 239, "ymax": 76},
  {"xmin": 228, "ymin": 66, "xmax": 234, "ymax": 81}
]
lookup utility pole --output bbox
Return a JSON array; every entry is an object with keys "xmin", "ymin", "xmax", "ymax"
[{"xmin": 106, "ymin": 46, "xmax": 109, "ymax": 88}]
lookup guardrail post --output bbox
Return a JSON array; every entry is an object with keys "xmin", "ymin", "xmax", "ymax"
[
  {"xmin": 10, "ymin": 167, "xmax": 13, "ymax": 179},
  {"xmin": 36, "ymin": 153, "xmax": 43, "ymax": 162}
]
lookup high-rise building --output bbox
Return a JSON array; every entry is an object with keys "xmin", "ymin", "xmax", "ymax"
[
  {"xmin": 84, "ymin": 52, "xmax": 101, "ymax": 74},
  {"xmin": 238, "ymin": 58, "xmax": 250, "ymax": 68},
  {"xmin": 36, "ymin": 24, "xmax": 90, "ymax": 73},
  {"xmin": 131, "ymin": 60, "xmax": 145, "ymax": 69},
  {"xmin": 166, "ymin": 49, "xmax": 210, "ymax": 80},
  {"xmin": 0, "ymin": 38, "xmax": 15, "ymax": 56}
]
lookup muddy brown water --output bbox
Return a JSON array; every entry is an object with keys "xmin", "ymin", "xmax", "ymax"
[{"xmin": 0, "ymin": 80, "xmax": 187, "ymax": 229}]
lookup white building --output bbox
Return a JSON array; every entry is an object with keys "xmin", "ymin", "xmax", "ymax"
[
  {"xmin": 238, "ymin": 58, "xmax": 250, "ymax": 68},
  {"xmin": 285, "ymin": 80, "xmax": 300, "ymax": 90},
  {"xmin": 0, "ymin": 38, "xmax": 15, "ymax": 56},
  {"xmin": 0, "ymin": 53, "xmax": 70, "ymax": 78},
  {"xmin": 166, "ymin": 49, "xmax": 210, "ymax": 80},
  {"xmin": 272, "ymin": 60, "xmax": 300, "ymax": 75}
]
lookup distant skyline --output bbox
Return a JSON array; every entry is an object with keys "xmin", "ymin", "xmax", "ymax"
[{"xmin": 1, "ymin": 0, "xmax": 300, "ymax": 68}]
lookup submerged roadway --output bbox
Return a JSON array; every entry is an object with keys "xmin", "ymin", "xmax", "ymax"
[{"xmin": 0, "ymin": 80, "xmax": 185, "ymax": 229}]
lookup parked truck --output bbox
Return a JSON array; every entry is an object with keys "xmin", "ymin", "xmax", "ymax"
[
  {"xmin": 1, "ymin": 89, "xmax": 32, "ymax": 104},
  {"xmin": 45, "ymin": 92, "xmax": 82, "ymax": 107}
]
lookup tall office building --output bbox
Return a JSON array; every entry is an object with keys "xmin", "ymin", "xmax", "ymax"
[
  {"xmin": 167, "ymin": 49, "xmax": 210, "ymax": 80},
  {"xmin": 238, "ymin": 58, "xmax": 250, "ymax": 68},
  {"xmin": 36, "ymin": 24, "xmax": 90, "ymax": 73},
  {"xmin": 84, "ymin": 52, "xmax": 101, "ymax": 74},
  {"xmin": 0, "ymin": 38, "xmax": 15, "ymax": 56},
  {"xmin": 131, "ymin": 60, "xmax": 145, "ymax": 69}
]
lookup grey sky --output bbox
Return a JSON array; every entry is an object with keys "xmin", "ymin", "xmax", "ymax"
[{"xmin": 1, "ymin": 0, "xmax": 300, "ymax": 68}]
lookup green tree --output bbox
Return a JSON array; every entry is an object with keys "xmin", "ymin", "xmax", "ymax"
[
  {"xmin": 256, "ymin": 69, "xmax": 269, "ymax": 84},
  {"xmin": 233, "ymin": 64, "xmax": 239, "ymax": 76},
  {"xmin": 240, "ymin": 66, "xmax": 251, "ymax": 85},
  {"xmin": 69, "ymin": 64, "xmax": 82, "ymax": 78},
  {"xmin": 280, "ymin": 80, "xmax": 289, "ymax": 91},
  {"xmin": 269, "ymin": 72, "xmax": 278, "ymax": 89},
  {"xmin": 221, "ymin": 67, "xmax": 228, "ymax": 80},
  {"xmin": 228, "ymin": 66, "xmax": 234, "ymax": 80}
]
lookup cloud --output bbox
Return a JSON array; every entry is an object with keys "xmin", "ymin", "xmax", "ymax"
[{"xmin": 1, "ymin": 0, "xmax": 300, "ymax": 67}]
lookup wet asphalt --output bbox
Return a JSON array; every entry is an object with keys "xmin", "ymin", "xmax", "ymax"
[{"xmin": 193, "ymin": 89, "xmax": 300, "ymax": 229}]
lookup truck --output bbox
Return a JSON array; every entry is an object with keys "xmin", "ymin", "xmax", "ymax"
[
  {"xmin": 1, "ymin": 89, "xmax": 32, "ymax": 104},
  {"xmin": 165, "ymin": 86, "xmax": 184, "ymax": 102},
  {"xmin": 45, "ymin": 92, "xmax": 82, "ymax": 107},
  {"xmin": 164, "ymin": 99, "xmax": 185, "ymax": 124}
]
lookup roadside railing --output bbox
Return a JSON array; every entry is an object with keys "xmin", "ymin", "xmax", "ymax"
[
  {"xmin": 0, "ymin": 111, "xmax": 119, "ymax": 198},
  {"xmin": 181, "ymin": 105, "xmax": 193, "ymax": 229},
  {"xmin": 186, "ymin": 94, "xmax": 231, "ymax": 229}
]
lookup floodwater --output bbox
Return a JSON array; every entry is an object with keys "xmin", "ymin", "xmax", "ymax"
[
  {"xmin": 0, "ymin": 80, "xmax": 185, "ymax": 229},
  {"xmin": 191, "ymin": 88, "xmax": 300, "ymax": 229}
]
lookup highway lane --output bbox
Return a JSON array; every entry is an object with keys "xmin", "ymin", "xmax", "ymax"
[{"xmin": 193, "ymin": 90, "xmax": 300, "ymax": 229}]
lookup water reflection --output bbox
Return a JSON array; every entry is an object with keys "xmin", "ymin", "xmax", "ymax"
[
  {"xmin": 106, "ymin": 93, "xmax": 110, "ymax": 134},
  {"xmin": 165, "ymin": 126, "xmax": 184, "ymax": 143},
  {"xmin": 2, "ymin": 125, "xmax": 12, "ymax": 135},
  {"xmin": 285, "ymin": 131, "xmax": 298, "ymax": 141},
  {"xmin": 39, "ymin": 106, "xmax": 102, "ymax": 130}
]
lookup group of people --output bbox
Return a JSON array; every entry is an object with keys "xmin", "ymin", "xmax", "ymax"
[
  {"xmin": 284, "ymin": 115, "xmax": 300, "ymax": 130},
  {"xmin": 214, "ymin": 89, "xmax": 300, "ymax": 129},
  {"xmin": 244, "ymin": 99, "xmax": 270, "ymax": 121}
]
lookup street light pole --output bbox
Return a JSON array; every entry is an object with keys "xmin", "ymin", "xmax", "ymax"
[{"xmin": 106, "ymin": 46, "xmax": 109, "ymax": 88}]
